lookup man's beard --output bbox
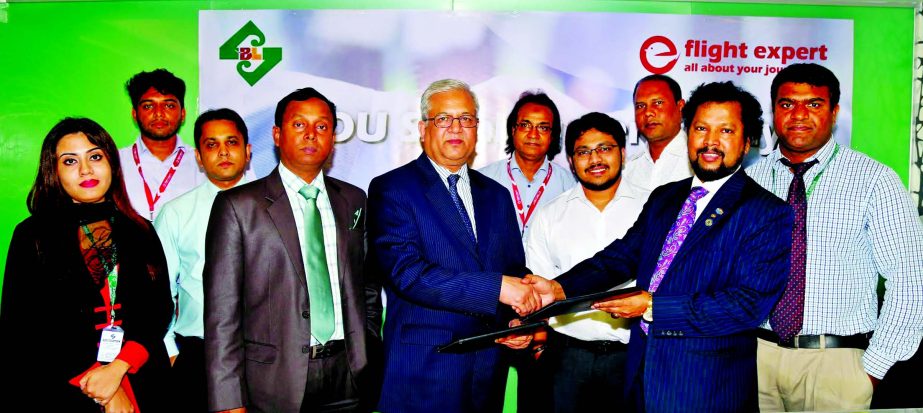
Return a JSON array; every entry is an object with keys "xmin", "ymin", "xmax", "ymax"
[
  {"xmin": 137, "ymin": 119, "xmax": 180, "ymax": 141},
  {"xmin": 576, "ymin": 164, "xmax": 621, "ymax": 191},
  {"xmin": 690, "ymin": 147, "xmax": 743, "ymax": 182}
]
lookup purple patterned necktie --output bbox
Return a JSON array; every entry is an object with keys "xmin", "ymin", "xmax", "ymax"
[
  {"xmin": 770, "ymin": 159, "xmax": 818, "ymax": 341},
  {"xmin": 641, "ymin": 186, "xmax": 709, "ymax": 334}
]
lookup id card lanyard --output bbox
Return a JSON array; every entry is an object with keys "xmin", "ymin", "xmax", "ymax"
[
  {"xmin": 507, "ymin": 159, "xmax": 553, "ymax": 231},
  {"xmin": 771, "ymin": 143, "xmax": 840, "ymax": 199},
  {"xmin": 82, "ymin": 223, "xmax": 124, "ymax": 362},
  {"xmin": 132, "ymin": 143, "xmax": 185, "ymax": 220}
]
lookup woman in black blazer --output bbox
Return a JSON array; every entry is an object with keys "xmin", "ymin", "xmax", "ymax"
[{"xmin": 1, "ymin": 118, "xmax": 173, "ymax": 412}]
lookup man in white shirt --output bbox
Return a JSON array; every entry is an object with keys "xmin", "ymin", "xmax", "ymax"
[
  {"xmin": 480, "ymin": 91, "xmax": 577, "ymax": 238},
  {"xmin": 624, "ymin": 74, "xmax": 693, "ymax": 200},
  {"xmin": 154, "ymin": 108, "xmax": 252, "ymax": 412},
  {"xmin": 525, "ymin": 112, "xmax": 644, "ymax": 412},
  {"xmin": 119, "ymin": 68, "xmax": 204, "ymax": 220}
]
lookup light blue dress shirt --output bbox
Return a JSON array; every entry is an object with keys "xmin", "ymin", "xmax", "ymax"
[
  {"xmin": 479, "ymin": 157, "xmax": 576, "ymax": 237},
  {"xmin": 154, "ymin": 178, "xmax": 248, "ymax": 356}
]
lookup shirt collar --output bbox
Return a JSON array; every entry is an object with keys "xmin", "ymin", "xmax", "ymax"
[
  {"xmin": 692, "ymin": 166, "xmax": 738, "ymax": 193},
  {"xmin": 204, "ymin": 175, "xmax": 250, "ymax": 194},
  {"xmin": 279, "ymin": 162, "xmax": 327, "ymax": 195},
  {"xmin": 635, "ymin": 129, "xmax": 687, "ymax": 164},
  {"xmin": 134, "ymin": 135, "xmax": 190, "ymax": 156},
  {"xmin": 428, "ymin": 157, "xmax": 470, "ymax": 184},
  {"xmin": 770, "ymin": 136, "xmax": 837, "ymax": 173},
  {"xmin": 509, "ymin": 156, "xmax": 550, "ymax": 173},
  {"xmin": 567, "ymin": 178, "xmax": 641, "ymax": 206}
]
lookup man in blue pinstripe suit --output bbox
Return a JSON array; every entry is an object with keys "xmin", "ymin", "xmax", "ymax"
[
  {"xmin": 367, "ymin": 79, "xmax": 537, "ymax": 413},
  {"xmin": 527, "ymin": 81, "xmax": 793, "ymax": 412}
]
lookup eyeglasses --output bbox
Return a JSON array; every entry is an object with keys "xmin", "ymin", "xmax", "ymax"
[
  {"xmin": 516, "ymin": 121, "xmax": 552, "ymax": 134},
  {"xmin": 426, "ymin": 114, "xmax": 479, "ymax": 128},
  {"xmin": 574, "ymin": 144, "xmax": 617, "ymax": 158}
]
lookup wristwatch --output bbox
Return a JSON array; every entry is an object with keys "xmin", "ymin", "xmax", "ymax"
[{"xmin": 642, "ymin": 298, "xmax": 653, "ymax": 322}]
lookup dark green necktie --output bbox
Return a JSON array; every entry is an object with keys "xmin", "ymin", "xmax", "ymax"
[{"xmin": 298, "ymin": 184, "xmax": 335, "ymax": 344}]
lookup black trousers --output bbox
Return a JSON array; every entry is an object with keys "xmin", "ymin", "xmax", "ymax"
[
  {"xmin": 871, "ymin": 337, "xmax": 923, "ymax": 409},
  {"xmin": 546, "ymin": 331, "xmax": 630, "ymax": 413},
  {"xmin": 173, "ymin": 334, "xmax": 208, "ymax": 412},
  {"xmin": 301, "ymin": 342, "xmax": 361, "ymax": 413}
]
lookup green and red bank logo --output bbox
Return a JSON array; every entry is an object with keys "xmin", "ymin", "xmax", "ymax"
[{"xmin": 219, "ymin": 21, "xmax": 282, "ymax": 86}]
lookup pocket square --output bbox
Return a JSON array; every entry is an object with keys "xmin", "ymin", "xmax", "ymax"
[{"xmin": 350, "ymin": 208, "xmax": 363, "ymax": 230}]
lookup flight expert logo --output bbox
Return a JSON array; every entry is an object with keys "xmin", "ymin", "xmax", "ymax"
[
  {"xmin": 640, "ymin": 36, "xmax": 679, "ymax": 74},
  {"xmin": 219, "ymin": 21, "xmax": 282, "ymax": 86}
]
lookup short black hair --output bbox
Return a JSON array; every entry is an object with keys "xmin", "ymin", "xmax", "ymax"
[
  {"xmin": 633, "ymin": 74, "xmax": 683, "ymax": 102},
  {"xmin": 564, "ymin": 112, "xmax": 627, "ymax": 158},
  {"xmin": 505, "ymin": 91, "xmax": 562, "ymax": 160},
  {"xmin": 126, "ymin": 68, "xmax": 186, "ymax": 108},
  {"xmin": 193, "ymin": 108, "xmax": 249, "ymax": 152},
  {"xmin": 770, "ymin": 63, "xmax": 840, "ymax": 110},
  {"xmin": 682, "ymin": 81, "xmax": 764, "ymax": 147},
  {"xmin": 274, "ymin": 87, "xmax": 337, "ymax": 130}
]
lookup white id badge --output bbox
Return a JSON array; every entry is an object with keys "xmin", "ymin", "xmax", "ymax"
[{"xmin": 97, "ymin": 325, "xmax": 124, "ymax": 363}]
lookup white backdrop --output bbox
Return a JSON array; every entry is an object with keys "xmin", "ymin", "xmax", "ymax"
[{"xmin": 200, "ymin": 10, "xmax": 853, "ymax": 190}]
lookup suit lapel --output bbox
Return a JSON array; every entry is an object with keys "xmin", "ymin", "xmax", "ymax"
[
  {"xmin": 264, "ymin": 168, "xmax": 308, "ymax": 291},
  {"xmin": 674, "ymin": 171, "xmax": 747, "ymax": 261},
  {"xmin": 471, "ymin": 173, "xmax": 493, "ymax": 262},
  {"xmin": 415, "ymin": 155, "xmax": 479, "ymax": 258},
  {"xmin": 324, "ymin": 176, "xmax": 352, "ymax": 290}
]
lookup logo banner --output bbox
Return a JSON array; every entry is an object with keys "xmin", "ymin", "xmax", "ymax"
[{"xmin": 200, "ymin": 10, "xmax": 853, "ymax": 190}]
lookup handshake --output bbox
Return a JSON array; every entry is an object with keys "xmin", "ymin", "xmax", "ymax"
[
  {"xmin": 499, "ymin": 274, "xmax": 565, "ymax": 317},
  {"xmin": 501, "ymin": 274, "xmax": 652, "ymax": 319}
]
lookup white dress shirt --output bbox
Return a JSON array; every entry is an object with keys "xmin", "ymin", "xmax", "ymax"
[
  {"xmin": 525, "ymin": 182, "xmax": 645, "ymax": 342},
  {"xmin": 429, "ymin": 158, "xmax": 477, "ymax": 238},
  {"xmin": 119, "ymin": 136, "xmax": 204, "ymax": 220},
  {"xmin": 278, "ymin": 165, "xmax": 345, "ymax": 344},
  {"xmin": 624, "ymin": 130, "xmax": 693, "ymax": 202}
]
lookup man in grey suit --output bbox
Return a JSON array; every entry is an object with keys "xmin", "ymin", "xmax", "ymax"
[{"xmin": 204, "ymin": 87, "xmax": 382, "ymax": 413}]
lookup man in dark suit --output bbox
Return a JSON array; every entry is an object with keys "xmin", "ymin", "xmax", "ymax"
[
  {"xmin": 527, "ymin": 81, "xmax": 793, "ymax": 412},
  {"xmin": 204, "ymin": 87, "xmax": 382, "ymax": 413},
  {"xmin": 367, "ymin": 79, "xmax": 538, "ymax": 413}
]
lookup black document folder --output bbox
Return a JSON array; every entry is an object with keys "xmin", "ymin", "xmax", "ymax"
[
  {"xmin": 520, "ymin": 286, "xmax": 641, "ymax": 323},
  {"xmin": 436, "ymin": 320, "xmax": 549, "ymax": 353}
]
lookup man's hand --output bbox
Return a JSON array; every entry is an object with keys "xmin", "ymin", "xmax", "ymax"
[
  {"xmin": 500, "ymin": 275, "xmax": 540, "ymax": 316},
  {"xmin": 593, "ymin": 290, "xmax": 652, "ymax": 319},
  {"xmin": 521, "ymin": 274, "xmax": 565, "ymax": 306},
  {"xmin": 496, "ymin": 319, "xmax": 533, "ymax": 350}
]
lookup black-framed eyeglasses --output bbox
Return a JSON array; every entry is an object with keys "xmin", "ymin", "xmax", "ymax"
[
  {"xmin": 574, "ymin": 144, "xmax": 617, "ymax": 158},
  {"xmin": 516, "ymin": 121, "xmax": 552, "ymax": 134},
  {"xmin": 426, "ymin": 114, "xmax": 479, "ymax": 128}
]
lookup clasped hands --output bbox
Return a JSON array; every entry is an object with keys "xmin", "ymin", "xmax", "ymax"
[{"xmin": 503, "ymin": 273, "xmax": 651, "ymax": 318}]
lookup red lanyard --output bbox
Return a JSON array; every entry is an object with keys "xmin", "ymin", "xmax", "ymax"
[
  {"xmin": 507, "ymin": 159, "xmax": 553, "ymax": 228},
  {"xmin": 132, "ymin": 143, "xmax": 184, "ymax": 219}
]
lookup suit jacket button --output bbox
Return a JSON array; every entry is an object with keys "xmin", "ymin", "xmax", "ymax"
[
  {"xmin": 302, "ymin": 345, "xmax": 310, "ymax": 354},
  {"xmin": 302, "ymin": 311, "xmax": 310, "ymax": 319}
]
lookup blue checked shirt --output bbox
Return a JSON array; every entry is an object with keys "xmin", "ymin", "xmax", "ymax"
[
  {"xmin": 278, "ymin": 164, "xmax": 345, "ymax": 343},
  {"xmin": 748, "ymin": 138, "xmax": 923, "ymax": 379}
]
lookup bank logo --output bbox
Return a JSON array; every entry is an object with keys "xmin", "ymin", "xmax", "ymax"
[
  {"xmin": 640, "ymin": 36, "xmax": 679, "ymax": 75},
  {"xmin": 219, "ymin": 21, "xmax": 282, "ymax": 86}
]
